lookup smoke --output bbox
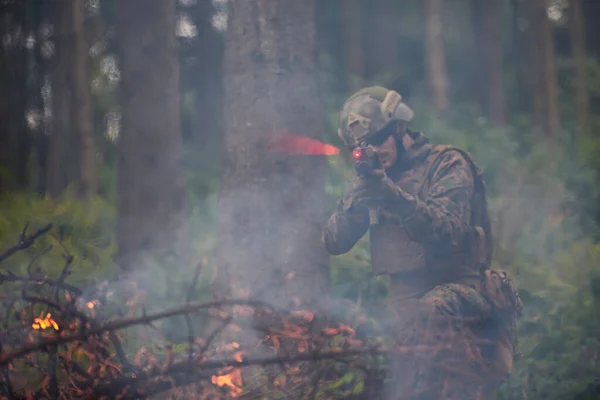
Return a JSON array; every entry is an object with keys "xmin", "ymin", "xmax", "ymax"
[{"xmin": 67, "ymin": 1, "xmax": 599, "ymax": 398}]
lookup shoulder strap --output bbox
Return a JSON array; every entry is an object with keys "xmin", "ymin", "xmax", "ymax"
[{"xmin": 424, "ymin": 145, "xmax": 494, "ymax": 268}]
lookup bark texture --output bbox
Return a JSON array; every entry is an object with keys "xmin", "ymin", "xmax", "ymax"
[
  {"xmin": 472, "ymin": 0, "xmax": 506, "ymax": 124},
  {"xmin": 425, "ymin": 0, "xmax": 449, "ymax": 114},
  {"xmin": 570, "ymin": 0, "xmax": 589, "ymax": 131},
  {"xmin": 340, "ymin": 0, "xmax": 365, "ymax": 88},
  {"xmin": 46, "ymin": 0, "xmax": 72, "ymax": 199},
  {"xmin": 525, "ymin": 0, "xmax": 545, "ymax": 133},
  {"xmin": 0, "ymin": 1, "xmax": 30, "ymax": 191},
  {"xmin": 539, "ymin": 0, "xmax": 560, "ymax": 139},
  {"xmin": 71, "ymin": 0, "xmax": 95, "ymax": 199},
  {"xmin": 365, "ymin": 0, "xmax": 397, "ymax": 80},
  {"xmin": 115, "ymin": 0, "xmax": 188, "ymax": 274},
  {"xmin": 215, "ymin": 0, "xmax": 330, "ymax": 307}
]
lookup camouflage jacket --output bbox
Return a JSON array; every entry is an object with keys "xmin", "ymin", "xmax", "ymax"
[{"xmin": 322, "ymin": 132, "xmax": 481, "ymax": 297}]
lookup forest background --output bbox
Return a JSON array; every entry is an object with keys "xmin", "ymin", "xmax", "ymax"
[{"xmin": 0, "ymin": 0, "xmax": 599, "ymax": 399}]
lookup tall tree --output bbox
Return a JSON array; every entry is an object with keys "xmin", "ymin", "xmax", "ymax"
[
  {"xmin": 0, "ymin": 1, "xmax": 30, "ymax": 191},
  {"xmin": 539, "ymin": 0, "xmax": 560, "ymax": 139},
  {"xmin": 365, "ymin": 0, "xmax": 398, "ymax": 81},
  {"xmin": 424, "ymin": 0, "xmax": 449, "ymax": 114},
  {"xmin": 185, "ymin": 0, "xmax": 225, "ymax": 193},
  {"xmin": 29, "ymin": 0, "xmax": 48, "ymax": 197},
  {"xmin": 525, "ymin": 0, "xmax": 545, "ymax": 133},
  {"xmin": 115, "ymin": 0, "xmax": 188, "ymax": 277},
  {"xmin": 569, "ymin": 0, "xmax": 589, "ymax": 131},
  {"xmin": 340, "ymin": 0, "xmax": 365, "ymax": 89},
  {"xmin": 215, "ymin": 0, "xmax": 330, "ymax": 307},
  {"xmin": 70, "ymin": 0, "xmax": 95, "ymax": 199},
  {"xmin": 472, "ymin": 0, "xmax": 506, "ymax": 124},
  {"xmin": 47, "ymin": 0, "xmax": 71, "ymax": 199}
]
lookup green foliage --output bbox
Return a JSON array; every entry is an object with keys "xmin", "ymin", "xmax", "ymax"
[
  {"xmin": 317, "ymin": 66, "xmax": 600, "ymax": 397},
  {"xmin": 0, "ymin": 189, "xmax": 117, "ymax": 287}
]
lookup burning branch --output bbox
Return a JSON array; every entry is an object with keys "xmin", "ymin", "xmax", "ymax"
[{"xmin": 0, "ymin": 224, "xmax": 479, "ymax": 399}]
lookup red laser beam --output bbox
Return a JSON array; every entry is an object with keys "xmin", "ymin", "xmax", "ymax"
[{"xmin": 271, "ymin": 131, "xmax": 339, "ymax": 156}]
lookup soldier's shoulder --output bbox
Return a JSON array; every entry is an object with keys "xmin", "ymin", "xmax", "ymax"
[
  {"xmin": 430, "ymin": 144, "xmax": 475, "ymax": 162},
  {"xmin": 428, "ymin": 144, "xmax": 477, "ymax": 173}
]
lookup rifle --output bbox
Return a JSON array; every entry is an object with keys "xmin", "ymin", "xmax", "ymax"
[{"xmin": 351, "ymin": 142, "xmax": 381, "ymax": 225}]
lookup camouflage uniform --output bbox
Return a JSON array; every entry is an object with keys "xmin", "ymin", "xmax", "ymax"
[{"xmin": 323, "ymin": 87, "xmax": 496, "ymax": 399}]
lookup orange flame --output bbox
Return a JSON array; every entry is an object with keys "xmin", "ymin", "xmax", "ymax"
[
  {"xmin": 271, "ymin": 131, "xmax": 340, "ymax": 156},
  {"xmin": 32, "ymin": 313, "xmax": 59, "ymax": 331},
  {"xmin": 211, "ymin": 369, "xmax": 243, "ymax": 397}
]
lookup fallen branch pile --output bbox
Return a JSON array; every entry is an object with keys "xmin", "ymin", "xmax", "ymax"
[{"xmin": 0, "ymin": 224, "xmax": 405, "ymax": 400}]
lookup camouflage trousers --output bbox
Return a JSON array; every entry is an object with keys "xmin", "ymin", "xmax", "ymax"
[{"xmin": 384, "ymin": 282, "xmax": 494, "ymax": 400}]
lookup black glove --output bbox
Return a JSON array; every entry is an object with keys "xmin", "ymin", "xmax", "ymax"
[
  {"xmin": 340, "ymin": 176, "xmax": 384, "ymax": 215},
  {"xmin": 351, "ymin": 168, "xmax": 400, "ymax": 209}
]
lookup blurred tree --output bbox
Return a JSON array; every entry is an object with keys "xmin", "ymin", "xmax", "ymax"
[
  {"xmin": 340, "ymin": 0, "xmax": 365, "ymax": 89},
  {"xmin": 115, "ymin": 0, "xmax": 189, "ymax": 275},
  {"xmin": 424, "ymin": 0, "xmax": 448, "ymax": 114},
  {"xmin": 180, "ymin": 0, "xmax": 225, "ymax": 199},
  {"xmin": 0, "ymin": 1, "xmax": 30, "ymax": 191},
  {"xmin": 25, "ymin": 0, "xmax": 48, "ymax": 197},
  {"xmin": 71, "ymin": 0, "xmax": 95, "ymax": 199},
  {"xmin": 47, "ymin": 0, "xmax": 71, "ymax": 199},
  {"xmin": 525, "ymin": 0, "xmax": 545, "ymax": 133},
  {"xmin": 215, "ymin": 0, "xmax": 330, "ymax": 306},
  {"xmin": 364, "ymin": 0, "xmax": 398, "ymax": 81},
  {"xmin": 472, "ymin": 0, "xmax": 506, "ymax": 124},
  {"xmin": 539, "ymin": 0, "xmax": 560, "ymax": 139},
  {"xmin": 569, "ymin": 0, "xmax": 589, "ymax": 132}
]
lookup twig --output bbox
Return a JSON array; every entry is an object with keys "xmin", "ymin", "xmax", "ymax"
[
  {"xmin": 26, "ymin": 245, "xmax": 53, "ymax": 278},
  {"xmin": 0, "ymin": 223, "xmax": 53, "ymax": 264},
  {"xmin": 198, "ymin": 316, "xmax": 233, "ymax": 358},
  {"xmin": 47, "ymin": 346, "xmax": 58, "ymax": 399},
  {"xmin": 186, "ymin": 261, "xmax": 203, "ymax": 304},
  {"xmin": 184, "ymin": 261, "xmax": 204, "ymax": 368},
  {"xmin": 0, "ymin": 298, "xmax": 284, "ymax": 366},
  {"xmin": 109, "ymin": 332, "xmax": 134, "ymax": 373},
  {"xmin": 0, "ymin": 272, "xmax": 82, "ymax": 296},
  {"xmin": 53, "ymin": 246, "xmax": 74, "ymax": 304},
  {"xmin": 0, "ymin": 367, "xmax": 16, "ymax": 400},
  {"xmin": 92, "ymin": 346, "xmax": 390, "ymax": 397}
]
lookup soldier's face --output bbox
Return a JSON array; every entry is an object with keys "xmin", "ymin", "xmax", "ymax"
[{"xmin": 374, "ymin": 134, "xmax": 398, "ymax": 169}]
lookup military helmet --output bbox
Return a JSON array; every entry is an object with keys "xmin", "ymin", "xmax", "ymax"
[{"xmin": 337, "ymin": 86, "xmax": 414, "ymax": 147}]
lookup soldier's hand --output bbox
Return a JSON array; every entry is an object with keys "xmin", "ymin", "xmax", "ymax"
[
  {"xmin": 347, "ymin": 176, "xmax": 386, "ymax": 210},
  {"xmin": 352, "ymin": 169, "xmax": 400, "ymax": 209}
]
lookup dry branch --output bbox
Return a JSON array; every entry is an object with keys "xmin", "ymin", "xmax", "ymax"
[{"xmin": 0, "ymin": 224, "xmax": 477, "ymax": 399}]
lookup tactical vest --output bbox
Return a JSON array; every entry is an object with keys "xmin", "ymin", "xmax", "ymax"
[{"xmin": 370, "ymin": 145, "xmax": 492, "ymax": 297}]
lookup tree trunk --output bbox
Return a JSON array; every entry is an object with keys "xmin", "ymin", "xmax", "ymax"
[
  {"xmin": 29, "ymin": 0, "xmax": 48, "ymax": 197},
  {"xmin": 510, "ymin": 0, "xmax": 528, "ymax": 113},
  {"xmin": 539, "ymin": 0, "xmax": 560, "ymax": 139},
  {"xmin": 70, "ymin": 0, "xmax": 95, "ymax": 199},
  {"xmin": 189, "ymin": 0, "xmax": 224, "ymax": 189},
  {"xmin": 215, "ymin": 0, "xmax": 330, "ymax": 308},
  {"xmin": 0, "ymin": 1, "xmax": 30, "ymax": 191},
  {"xmin": 47, "ymin": 0, "xmax": 71, "ymax": 199},
  {"xmin": 570, "ymin": 0, "xmax": 588, "ymax": 131},
  {"xmin": 472, "ymin": 0, "xmax": 506, "ymax": 124},
  {"xmin": 425, "ymin": 0, "xmax": 449, "ymax": 114},
  {"xmin": 365, "ymin": 0, "xmax": 398, "ymax": 81},
  {"xmin": 525, "ymin": 0, "xmax": 544, "ymax": 133},
  {"xmin": 115, "ymin": 0, "xmax": 188, "ymax": 279},
  {"xmin": 340, "ymin": 0, "xmax": 365, "ymax": 89}
]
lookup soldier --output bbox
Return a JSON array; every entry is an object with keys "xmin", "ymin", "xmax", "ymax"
[{"xmin": 322, "ymin": 86, "xmax": 521, "ymax": 399}]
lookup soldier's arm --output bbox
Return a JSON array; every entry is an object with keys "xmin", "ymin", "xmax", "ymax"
[
  {"xmin": 384, "ymin": 150, "xmax": 474, "ymax": 248},
  {"xmin": 322, "ymin": 193, "xmax": 370, "ymax": 255}
]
